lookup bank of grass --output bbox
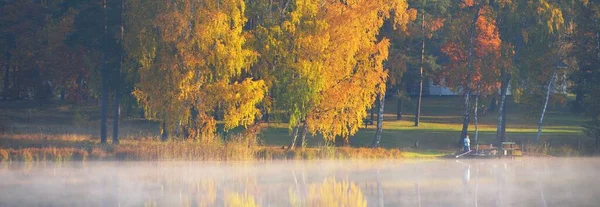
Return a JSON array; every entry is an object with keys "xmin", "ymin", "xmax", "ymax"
[
  {"xmin": 0, "ymin": 147, "xmax": 88, "ymax": 162},
  {"xmin": 0, "ymin": 129, "xmax": 409, "ymax": 161},
  {"xmin": 0, "ymin": 136, "xmax": 408, "ymax": 162}
]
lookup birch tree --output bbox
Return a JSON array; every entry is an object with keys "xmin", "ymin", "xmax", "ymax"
[{"xmin": 129, "ymin": 0, "xmax": 267, "ymax": 141}]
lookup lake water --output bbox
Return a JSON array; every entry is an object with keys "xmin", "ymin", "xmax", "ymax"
[{"xmin": 0, "ymin": 158, "xmax": 598, "ymax": 207}]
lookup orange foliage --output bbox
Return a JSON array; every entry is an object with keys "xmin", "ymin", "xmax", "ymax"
[
  {"xmin": 462, "ymin": 0, "xmax": 475, "ymax": 8},
  {"xmin": 441, "ymin": 6, "xmax": 511, "ymax": 96}
]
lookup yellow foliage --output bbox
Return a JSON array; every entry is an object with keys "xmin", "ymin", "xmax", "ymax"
[
  {"xmin": 304, "ymin": 0, "xmax": 400, "ymax": 142},
  {"xmin": 129, "ymin": 0, "xmax": 265, "ymax": 139},
  {"xmin": 216, "ymin": 79, "xmax": 267, "ymax": 130},
  {"xmin": 306, "ymin": 178, "xmax": 367, "ymax": 207}
]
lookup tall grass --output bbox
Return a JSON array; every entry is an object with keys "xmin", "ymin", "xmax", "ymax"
[
  {"xmin": 113, "ymin": 139, "xmax": 255, "ymax": 161},
  {"xmin": 255, "ymin": 147, "xmax": 403, "ymax": 160},
  {"xmin": 0, "ymin": 133, "xmax": 406, "ymax": 161},
  {"xmin": 0, "ymin": 148, "xmax": 88, "ymax": 162}
]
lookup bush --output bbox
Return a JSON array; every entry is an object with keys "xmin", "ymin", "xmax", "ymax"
[{"xmin": 2, "ymin": 148, "xmax": 88, "ymax": 162}]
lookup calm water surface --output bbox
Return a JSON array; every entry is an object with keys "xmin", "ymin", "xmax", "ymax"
[{"xmin": 0, "ymin": 158, "xmax": 598, "ymax": 206}]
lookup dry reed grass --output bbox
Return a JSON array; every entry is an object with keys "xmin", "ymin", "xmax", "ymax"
[
  {"xmin": 0, "ymin": 133, "xmax": 405, "ymax": 162},
  {"xmin": 0, "ymin": 147, "xmax": 88, "ymax": 162}
]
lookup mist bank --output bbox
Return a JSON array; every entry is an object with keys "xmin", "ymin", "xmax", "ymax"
[{"xmin": 0, "ymin": 158, "xmax": 598, "ymax": 207}]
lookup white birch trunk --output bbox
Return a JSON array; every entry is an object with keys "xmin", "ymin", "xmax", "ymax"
[
  {"xmin": 415, "ymin": 11, "xmax": 425, "ymax": 127},
  {"xmin": 288, "ymin": 123, "xmax": 300, "ymax": 150},
  {"xmin": 372, "ymin": 93, "xmax": 385, "ymax": 148},
  {"xmin": 461, "ymin": 7, "xmax": 481, "ymax": 142},
  {"xmin": 535, "ymin": 69, "xmax": 557, "ymax": 142},
  {"xmin": 497, "ymin": 75, "xmax": 510, "ymax": 143}
]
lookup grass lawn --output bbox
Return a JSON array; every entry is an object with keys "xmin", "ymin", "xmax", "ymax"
[{"xmin": 260, "ymin": 96, "xmax": 590, "ymax": 152}]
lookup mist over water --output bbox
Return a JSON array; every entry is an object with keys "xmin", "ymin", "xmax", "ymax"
[{"xmin": 0, "ymin": 158, "xmax": 598, "ymax": 207}]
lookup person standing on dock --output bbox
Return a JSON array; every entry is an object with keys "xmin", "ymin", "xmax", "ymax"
[{"xmin": 463, "ymin": 135, "xmax": 471, "ymax": 152}]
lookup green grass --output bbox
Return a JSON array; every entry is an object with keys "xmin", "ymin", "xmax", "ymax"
[
  {"xmin": 398, "ymin": 149, "xmax": 451, "ymax": 158},
  {"xmin": 260, "ymin": 96, "xmax": 590, "ymax": 151}
]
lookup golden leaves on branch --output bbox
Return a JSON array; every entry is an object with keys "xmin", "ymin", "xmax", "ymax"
[{"xmin": 131, "ymin": 0, "xmax": 265, "ymax": 140}]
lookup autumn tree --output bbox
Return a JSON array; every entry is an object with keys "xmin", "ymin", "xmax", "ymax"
[
  {"xmin": 380, "ymin": 0, "xmax": 448, "ymax": 123},
  {"xmin": 495, "ymin": 0, "xmax": 569, "ymax": 142},
  {"xmin": 39, "ymin": 7, "xmax": 91, "ymax": 103},
  {"xmin": 408, "ymin": 0, "xmax": 449, "ymax": 127},
  {"xmin": 310, "ymin": 0, "xmax": 413, "ymax": 147},
  {"xmin": 442, "ymin": 1, "xmax": 496, "ymax": 143},
  {"xmin": 0, "ymin": 1, "xmax": 47, "ymax": 100},
  {"xmin": 247, "ymin": 0, "xmax": 413, "ymax": 148},
  {"xmin": 129, "ymin": 0, "xmax": 266, "ymax": 141}
]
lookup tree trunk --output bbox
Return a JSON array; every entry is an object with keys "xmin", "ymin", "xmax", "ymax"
[
  {"xmin": 414, "ymin": 12, "xmax": 425, "ymax": 127},
  {"xmin": 60, "ymin": 88, "xmax": 65, "ymax": 101},
  {"xmin": 2, "ymin": 47, "xmax": 9, "ymax": 99},
  {"xmin": 264, "ymin": 107, "xmax": 270, "ymax": 122},
  {"xmin": 100, "ymin": 0, "xmax": 108, "ymax": 144},
  {"xmin": 596, "ymin": 19, "xmax": 600, "ymax": 60},
  {"xmin": 489, "ymin": 96, "xmax": 497, "ymax": 112},
  {"xmin": 371, "ymin": 93, "xmax": 385, "ymax": 148},
  {"xmin": 536, "ymin": 69, "xmax": 557, "ymax": 142},
  {"xmin": 501, "ymin": 93, "xmax": 507, "ymax": 140},
  {"xmin": 300, "ymin": 121, "xmax": 308, "ymax": 148},
  {"xmin": 497, "ymin": 75, "xmax": 510, "ymax": 143},
  {"xmin": 460, "ymin": 7, "xmax": 481, "ymax": 143},
  {"xmin": 288, "ymin": 123, "xmax": 300, "ymax": 150},
  {"xmin": 188, "ymin": 107, "xmax": 199, "ymax": 139},
  {"xmin": 397, "ymin": 95, "xmax": 402, "ymax": 120},
  {"xmin": 112, "ymin": 0, "xmax": 124, "ymax": 145},
  {"xmin": 474, "ymin": 93, "xmax": 479, "ymax": 146},
  {"xmin": 161, "ymin": 120, "xmax": 168, "ymax": 141},
  {"xmin": 140, "ymin": 107, "xmax": 145, "ymax": 119},
  {"xmin": 112, "ymin": 92, "xmax": 120, "ymax": 144},
  {"xmin": 574, "ymin": 85, "xmax": 584, "ymax": 112}
]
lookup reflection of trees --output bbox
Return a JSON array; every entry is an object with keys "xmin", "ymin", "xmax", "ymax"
[
  {"xmin": 193, "ymin": 180, "xmax": 217, "ymax": 207},
  {"xmin": 299, "ymin": 178, "xmax": 367, "ymax": 207},
  {"xmin": 143, "ymin": 179, "xmax": 218, "ymax": 207},
  {"xmin": 225, "ymin": 191, "xmax": 258, "ymax": 207}
]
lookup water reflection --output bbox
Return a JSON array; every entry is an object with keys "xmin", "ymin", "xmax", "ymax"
[{"xmin": 0, "ymin": 159, "xmax": 599, "ymax": 206}]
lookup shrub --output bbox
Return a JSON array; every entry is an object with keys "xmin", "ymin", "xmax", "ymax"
[
  {"xmin": 90, "ymin": 147, "xmax": 108, "ymax": 159},
  {"xmin": 20, "ymin": 149, "xmax": 33, "ymax": 162}
]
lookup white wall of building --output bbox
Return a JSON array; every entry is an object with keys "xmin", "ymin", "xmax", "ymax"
[{"xmin": 427, "ymin": 78, "xmax": 512, "ymax": 96}]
